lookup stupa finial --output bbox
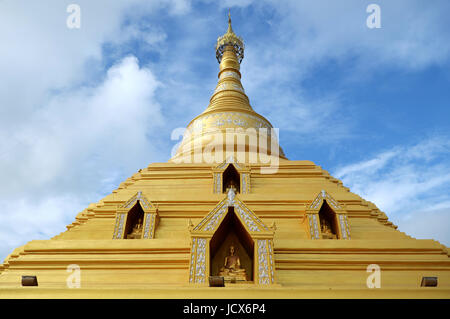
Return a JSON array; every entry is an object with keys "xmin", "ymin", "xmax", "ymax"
[{"xmin": 216, "ymin": 11, "xmax": 244, "ymax": 63}]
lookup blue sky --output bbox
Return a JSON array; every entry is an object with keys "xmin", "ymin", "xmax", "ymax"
[{"xmin": 0, "ymin": 0, "xmax": 449, "ymax": 261}]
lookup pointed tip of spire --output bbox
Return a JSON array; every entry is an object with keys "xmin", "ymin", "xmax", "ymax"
[
  {"xmin": 216, "ymin": 9, "xmax": 244, "ymax": 63},
  {"xmin": 227, "ymin": 10, "xmax": 233, "ymax": 33}
]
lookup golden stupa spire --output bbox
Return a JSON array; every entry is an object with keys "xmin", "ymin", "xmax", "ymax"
[
  {"xmin": 208, "ymin": 11, "xmax": 248, "ymax": 112},
  {"xmin": 170, "ymin": 13, "xmax": 286, "ymax": 163},
  {"xmin": 216, "ymin": 11, "xmax": 244, "ymax": 63}
]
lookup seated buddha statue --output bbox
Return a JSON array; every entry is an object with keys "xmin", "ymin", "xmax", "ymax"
[
  {"xmin": 218, "ymin": 245, "xmax": 247, "ymax": 282},
  {"xmin": 321, "ymin": 220, "xmax": 336, "ymax": 239},
  {"xmin": 126, "ymin": 217, "xmax": 143, "ymax": 239}
]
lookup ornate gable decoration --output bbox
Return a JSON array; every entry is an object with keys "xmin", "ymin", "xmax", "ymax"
[
  {"xmin": 308, "ymin": 189, "xmax": 343, "ymax": 211},
  {"xmin": 212, "ymin": 156, "xmax": 251, "ymax": 194},
  {"xmin": 215, "ymin": 155, "xmax": 242, "ymax": 170},
  {"xmin": 120, "ymin": 191, "xmax": 154, "ymax": 211},
  {"xmin": 306, "ymin": 190, "xmax": 351, "ymax": 240},
  {"xmin": 189, "ymin": 189, "xmax": 275, "ymax": 285},
  {"xmin": 113, "ymin": 191, "xmax": 159, "ymax": 239},
  {"xmin": 192, "ymin": 190, "xmax": 270, "ymax": 235}
]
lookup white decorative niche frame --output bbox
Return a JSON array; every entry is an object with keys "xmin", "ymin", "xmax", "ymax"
[
  {"xmin": 113, "ymin": 191, "xmax": 159, "ymax": 239},
  {"xmin": 189, "ymin": 190, "xmax": 275, "ymax": 285},
  {"xmin": 306, "ymin": 190, "xmax": 351, "ymax": 240},
  {"xmin": 212, "ymin": 156, "xmax": 251, "ymax": 194}
]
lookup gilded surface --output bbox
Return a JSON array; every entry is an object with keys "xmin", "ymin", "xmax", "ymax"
[
  {"xmin": 1, "ymin": 15, "xmax": 449, "ymax": 299},
  {"xmin": 171, "ymin": 16, "xmax": 286, "ymax": 163},
  {"xmin": 218, "ymin": 245, "xmax": 248, "ymax": 282}
]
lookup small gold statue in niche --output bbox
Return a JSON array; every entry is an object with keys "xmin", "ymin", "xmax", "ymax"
[
  {"xmin": 225, "ymin": 179, "xmax": 238, "ymax": 193},
  {"xmin": 127, "ymin": 217, "xmax": 143, "ymax": 239},
  {"xmin": 320, "ymin": 218, "xmax": 337, "ymax": 239},
  {"xmin": 218, "ymin": 245, "xmax": 247, "ymax": 282}
]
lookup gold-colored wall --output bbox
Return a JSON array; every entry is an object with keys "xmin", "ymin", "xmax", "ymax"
[{"xmin": 1, "ymin": 160, "xmax": 449, "ymax": 298}]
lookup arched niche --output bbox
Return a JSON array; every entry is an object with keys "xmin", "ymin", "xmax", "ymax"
[
  {"xmin": 113, "ymin": 191, "xmax": 159, "ymax": 239},
  {"xmin": 210, "ymin": 207, "xmax": 253, "ymax": 281},
  {"xmin": 189, "ymin": 194, "xmax": 275, "ymax": 285},
  {"xmin": 212, "ymin": 156, "xmax": 250, "ymax": 194},
  {"xmin": 124, "ymin": 202, "xmax": 145, "ymax": 239},
  {"xmin": 318, "ymin": 200, "xmax": 339, "ymax": 239},
  {"xmin": 222, "ymin": 164, "xmax": 241, "ymax": 193}
]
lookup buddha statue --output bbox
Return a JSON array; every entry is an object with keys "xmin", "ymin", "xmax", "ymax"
[
  {"xmin": 320, "ymin": 219, "xmax": 337, "ymax": 239},
  {"xmin": 218, "ymin": 245, "xmax": 247, "ymax": 282},
  {"xmin": 227, "ymin": 185, "xmax": 236, "ymax": 206},
  {"xmin": 224, "ymin": 179, "xmax": 239, "ymax": 194},
  {"xmin": 126, "ymin": 217, "xmax": 143, "ymax": 239}
]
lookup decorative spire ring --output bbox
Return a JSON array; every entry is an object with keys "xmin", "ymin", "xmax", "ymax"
[{"xmin": 215, "ymin": 12, "xmax": 245, "ymax": 63}]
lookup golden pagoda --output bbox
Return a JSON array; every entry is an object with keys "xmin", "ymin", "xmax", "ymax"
[{"xmin": 1, "ymin": 15, "xmax": 449, "ymax": 299}]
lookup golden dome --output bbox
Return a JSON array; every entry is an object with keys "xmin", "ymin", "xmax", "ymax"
[{"xmin": 171, "ymin": 13, "xmax": 286, "ymax": 164}]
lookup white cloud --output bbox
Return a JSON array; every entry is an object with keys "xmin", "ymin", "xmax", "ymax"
[
  {"xmin": 0, "ymin": 55, "xmax": 165, "ymax": 261},
  {"xmin": 233, "ymin": 0, "xmax": 450, "ymax": 142},
  {"xmin": 0, "ymin": 0, "xmax": 192, "ymax": 262},
  {"xmin": 167, "ymin": 0, "xmax": 192, "ymax": 15},
  {"xmin": 333, "ymin": 137, "xmax": 450, "ymax": 246},
  {"xmin": 0, "ymin": 0, "xmax": 190, "ymax": 130},
  {"xmin": 334, "ymin": 150, "xmax": 399, "ymax": 179},
  {"xmin": 218, "ymin": 0, "xmax": 255, "ymax": 8},
  {"xmin": 250, "ymin": 0, "xmax": 450, "ymax": 70},
  {"xmin": 0, "ymin": 195, "xmax": 86, "ymax": 261},
  {"xmin": 394, "ymin": 208, "xmax": 450, "ymax": 245},
  {"xmin": 111, "ymin": 22, "xmax": 168, "ymax": 51},
  {"xmin": 1, "ymin": 55, "xmax": 164, "ymax": 196}
]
